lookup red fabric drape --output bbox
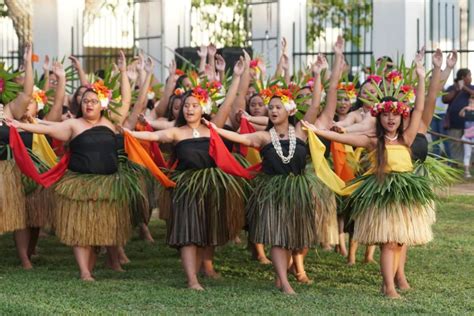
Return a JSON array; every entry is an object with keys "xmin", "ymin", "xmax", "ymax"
[
  {"xmin": 9, "ymin": 127, "xmax": 70, "ymax": 188},
  {"xmin": 208, "ymin": 124, "xmax": 261, "ymax": 179},
  {"xmin": 135, "ymin": 122, "xmax": 168, "ymax": 168},
  {"xmin": 236, "ymin": 117, "xmax": 256, "ymax": 156}
]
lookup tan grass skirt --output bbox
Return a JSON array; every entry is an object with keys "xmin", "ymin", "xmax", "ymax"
[
  {"xmin": 353, "ymin": 202, "xmax": 436, "ymax": 246},
  {"xmin": 25, "ymin": 187, "xmax": 55, "ymax": 228},
  {"xmin": 315, "ymin": 190, "xmax": 339, "ymax": 246},
  {"xmin": 53, "ymin": 172, "xmax": 133, "ymax": 247},
  {"xmin": 0, "ymin": 160, "xmax": 27, "ymax": 234}
]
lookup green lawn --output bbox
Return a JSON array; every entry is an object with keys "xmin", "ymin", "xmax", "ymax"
[{"xmin": 0, "ymin": 196, "xmax": 473, "ymax": 314}]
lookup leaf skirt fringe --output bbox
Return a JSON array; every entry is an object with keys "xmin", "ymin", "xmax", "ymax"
[
  {"xmin": 314, "ymin": 181, "xmax": 338, "ymax": 245},
  {"xmin": 247, "ymin": 172, "xmax": 331, "ymax": 250},
  {"xmin": 0, "ymin": 160, "xmax": 26, "ymax": 234},
  {"xmin": 348, "ymin": 172, "xmax": 436, "ymax": 246},
  {"xmin": 52, "ymin": 164, "xmax": 143, "ymax": 247},
  {"xmin": 167, "ymin": 168, "xmax": 248, "ymax": 248},
  {"xmin": 414, "ymin": 156, "xmax": 462, "ymax": 188}
]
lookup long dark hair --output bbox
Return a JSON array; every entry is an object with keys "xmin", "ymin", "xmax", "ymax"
[
  {"xmin": 374, "ymin": 96, "xmax": 406, "ymax": 182},
  {"xmin": 165, "ymin": 94, "xmax": 183, "ymax": 121},
  {"xmin": 75, "ymin": 89, "xmax": 103, "ymax": 118},
  {"xmin": 455, "ymin": 68, "xmax": 470, "ymax": 82},
  {"xmin": 174, "ymin": 91, "xmax": 211, "ymax": 127},
  {"xmin": 70, "ymin": 85, "xmax": 88, "ymax": 116},
  {"xmin": 265, "ymin": 96, "xmax": 296, "ymax": 131}
]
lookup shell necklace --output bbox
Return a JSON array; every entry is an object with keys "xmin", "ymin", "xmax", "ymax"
[
  {"xmin": 384, "ymin": 134, "xmax": 398, "ymax": 142},
  {"xmin": 270, "ymin": 126, "xmax": 296, "ymax": 164}
]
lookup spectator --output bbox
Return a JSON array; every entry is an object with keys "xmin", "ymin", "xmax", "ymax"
[
  {"xmin": 430, "ymin": 94, "xmax": 451, "ymax": 157},
  {"xmin": 459, "ymin": 95, "xmax": 474, "ymax": 178},
  {"xmin": 442, "ymin": 68, "xmax": 474, "ymax": 163}
]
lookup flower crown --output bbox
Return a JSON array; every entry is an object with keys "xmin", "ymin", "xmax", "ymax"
[
  {"xmin": 32, "ymin": 86, "xmax": 48, "ymax": 110},
  {"xmin": 190, "ymin": 86, "xmax": 212, "ymax": 115},
  {"xmin": 89, "ymin": 80, "xmax": 112, "ymax": 109},
  {"xmin": 259, "ymin": 85, "xmax": 297, "ymax": 114},
  {"xmin": 370, "ymin": 100, "xmax": 410, "ymax": 118},
  {"xmin": 337, "ymin": 82, "xmax": 357, "ymax": 104}
]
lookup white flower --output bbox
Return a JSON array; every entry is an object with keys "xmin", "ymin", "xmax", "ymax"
[
  {"xmin": 202, "ymin": 100, "xmax": 213, "ymax": 115},
  {"xmin": 284, "ymin": 100, "xmax": 297, "ymax": 114},
  {"xmin": 147, "ymin": 91, "xmax": 155, "ymax": 100},
  {"xmin": 100, "ymin": 98, "xmax": 109, "ymax": 110}
]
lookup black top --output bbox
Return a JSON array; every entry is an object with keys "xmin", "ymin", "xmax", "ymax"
[
  {"xmin": 223, "ymin": 124, "xmax": 235, "ymax": 152},
  {"xmin": 410, "ymin": 133, "xmax": 428, "ymax": 162},
  {"xmin": 0, "ymin": 125, "xmax": 33, "ymax": 160},
  {"xmin": 68, "ymin": 126, "xmax": 118, "ymax": 174},
  {"xmin": 175, "ymin": 137, "xmax": 215, "ymax": 170},
  {"xmin": 261, "ymin": 138, "xmax": 307, "ymax": 175}
]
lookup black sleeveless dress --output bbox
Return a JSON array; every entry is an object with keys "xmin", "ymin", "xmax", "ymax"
[
  {"xmin": 53, "ymin": 126, "xmax": 135, "ymax": 247},
  {"xmin": 411, "ymin": 133, "xmax": 428, "ymax": 162},
  {"xmin": 247, "ymin": 138, "xmax": 320, "ymax": 249},
  {"xmin": 166, "ymin": 137, "xmax": 246, "ymax": 247}
]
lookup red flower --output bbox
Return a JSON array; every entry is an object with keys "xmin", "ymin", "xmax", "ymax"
[
  {"xmin": 366, "ymin": 75, "xmax": 382, "ymax": 84},
  {"xmin": 0, "ymin": 78, "xmax": 4, "ymax": 94},
  {"xmin": 175, "ymin": 69, "xmax": 185, "ymax": 76}
]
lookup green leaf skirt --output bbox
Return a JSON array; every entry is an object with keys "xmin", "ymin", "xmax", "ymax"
[
  {"xmin": 167, "ymin": 167, "xmax": 249, "ymax": 248},
  {"xmin": 347, "ymin": 172, "xmax": 436, "ymax": 246},
  {"xmin": 247, "ymin": 170, "xmax": 337, "ymax": 250}
]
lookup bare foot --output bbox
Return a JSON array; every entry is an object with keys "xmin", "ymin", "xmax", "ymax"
[
  {"xmin": 21, "ymin": 260, "xmax": 33, "ymax": 270},
  {"xmin": 396, "ymin": 278, "xmax": 411, "ymax": 291},
  {"xmin": 339, "ymin": 248, "xmax": 348, "ymax": 257},
  {"xmin": 384, "ymin": 288, "xmax": 401, "ymax": 299},
  {"xmin": 275, "ymin": 276, "xmax": 282, "ymax": 289},
  {"xmin": 201, "ymin": 270, "xmax": 222, "ymax": 279},
  {"xmin": 347, "ymin": 260, "xmax": 356, "ymax": 266},
  {"xmin": 295, "ymin": 271, "xmax": 313, "ymax": 285},
  {"xmin": 119, "ymin": 254, "xmax": 131, "ymax": 265},
  {"xmin": 80, "ymin": 273, "xmax": 96, "ymax": 282},
  {"xmin": 188, "ymin": 282, "xmax": 205, "ymax": 291},
  {"xmin": 281, "ymin": 284, "xmax": 297, "ymax": 295},
  {"xmin": 233, "ymin": 236, "xmax": 242, "ymax": 244},
  {"xmin": 363, "ymin": 258, "xmax": 377, "ymax": 264},
  {"xmin": 105, "ymin": 262, "xmax": 125, "ymax": 272},
  {"xmin": 258, "ymin": 256, "xmax": 272, "ymax": 265}
]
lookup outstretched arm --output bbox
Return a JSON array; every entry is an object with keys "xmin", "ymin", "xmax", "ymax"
[
  {"xmin": 124, "ymin": 57, "xmax": 154, "ymax": 129},
  {"xmin": 301, "ymin": 120, "xmax": 372, "ymax": 148},
  {"xmin": 7, "ymin": 118, "xmax": 73, "ymax": 142},
  {"xmin": 205, "ymin": 119, "xmax": 266, "ymax": 147},
  {"xmin": 317, "ymin": 36, "xmax": 344, "ymax": 129},
  {"xmin": 211, "ymin": 58, "xmax": 244, "ymax": 128},
  {"xmin": 420, "ymin": 48, "xmax": 442, "ymax": 133},
  {"xmin": 110, "ymin": 51, "xmax": 132, "ymax": 125},
  {"xmin": 127, "ymin": 126, "xmax": 176, "ymax": 143},
  {"xmin": 44, "ymin": 62, "xmax": 66, "ymax": 122},
  {"xmin": 8, "ymin": 43, "xmax": 34, "ymax": 120},
  {"xmin": 405, "ymin": 53, "xmax": 426, "ymax": 145}
]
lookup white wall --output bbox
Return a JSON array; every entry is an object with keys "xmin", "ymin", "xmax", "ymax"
[{"xmin": 32, "ymin": 0, "xmax": 84, "ymax": 72}]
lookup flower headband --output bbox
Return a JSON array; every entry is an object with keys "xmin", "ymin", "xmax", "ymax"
[
  {"xmin": 337, "ymin": 82, "xmax": 357, "ymax": 104},
  {"xmin": 386, "ymin": 70, "xmax": 402, "ymax": 88},
  {"xmin": 190, "ymin": 86, "xmax": 212, "ymax": 115},
  {"xmin": 89, "ymin": 80, "xmax": 112, "ymax": 109},
  {"xmin": 260, "ymin": 85, "xmax": 297, "ymax": 114},
  {"xmin": 370, "ymin": 100, "xmax": 410, "ymax": 118},
  {"xmin": 32, "ymin": 86, "xmax": 48, "ymax": 110}
]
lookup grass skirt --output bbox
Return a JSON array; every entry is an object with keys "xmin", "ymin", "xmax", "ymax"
[
  {"xmin": 314, "ymin": 183, "xmax": 338, "ymax": 245},
  {"xmin": 414, "ymin": 156, "xmax": 461, "ymax": 188},
  {"xmin": 167, "ymin": 168, "xmax": 248, "ymax": 247},
  {"xmin": 348, "ymin": 172, "xmax": 436, "ymax": 246},
  {"xmin": 0, "ymin": 160, "xmax": 26, "ymax": 234},
  {"xmin": 248, "ymin": 172, "xmax": 328, "ymax": 250},
  {"xmin": 53, "ymin": 163, "xmax": 143, "ymax": 247}
]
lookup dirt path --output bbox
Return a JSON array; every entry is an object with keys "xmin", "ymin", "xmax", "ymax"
[{"xmin": 448, "ymin": 182, "xmax": 474, "ymax": 196}]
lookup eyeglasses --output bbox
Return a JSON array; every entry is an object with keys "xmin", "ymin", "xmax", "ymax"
[{"xmin": 82, "ymin": 98, "xmax": 100, "ymax": 105}]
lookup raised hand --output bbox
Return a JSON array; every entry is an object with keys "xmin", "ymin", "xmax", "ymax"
[
  {"xmin": 137, "ymin": 51, "xmax": 145, "ymax": 71},
  {"xmin": 23, "ymin": 43, "xmax": 32, "ymax": 64},
  {"xmin": 42, "ymin": 55, "xmax": 50, "ymax": 72},
  {"xmin": 197, "ymin": 45, "xmax": 207, "ymax": 58},
  {"xmin": 312, "ymin": 54, "xmax": 325, "ymax": 74},
  {"xmin": 333, "ymin": 35, "xmax": 344, "ymax": 55},
  {"xmin": 168, "ymin": 59, "xmax": 177, "ymax": 77},
  {"xmin": 127, "ymin": 64, "xmax": 138, "ymax": 81},
  {"xmin": 233, "ymin": 57, "xmax": 245, "ymax": 76},
  {"xmin": 207, "ymin": 43, "xmax": 217, "ymax": 57},
  {"xmin": 216, "ymin": 54, "xmax": 226, "ymax": 72},
  {"xmin": 281, "ymin": 37, "xmax": 288, "ymax": 54},
  {"xmin": 446, "ymin": 50, "xmax": 457, "ymax": 69},
  {"xmin": 69, "ymin": 56, "xmax": 82, "ymax": 70},
  {"xmin": 52, "ymin": 61, "xmax": 66, "ymax": 79},
  {"xmin": 117, "ymin": 50, "xmax": 127, "ymax": 72},
  {"xmin": 243, "ymin": 49, "xmax": 251, "ymax": 67},
  {"xmin": 144, "ymin": 57, "xmax": 154, "ymax": 73},
  {"xmin": 414, "ymin": 52, "xmax": 425, "ymax": 78},
  {"xmin": 432, "ymin": 48, "xmax": 442, "ymax": 68}
]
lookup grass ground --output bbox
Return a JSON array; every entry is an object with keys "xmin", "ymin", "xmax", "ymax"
[{"xmin": 0, "ymin": 195, "xmax": 473, "ymax": 314}]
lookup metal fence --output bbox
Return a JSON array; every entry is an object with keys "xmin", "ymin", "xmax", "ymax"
[{"xmin": 0, "ymin": 9, "xmax": 28, "ymax": 70}]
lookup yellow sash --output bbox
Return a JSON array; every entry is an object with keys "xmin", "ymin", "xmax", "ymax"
[
  {"xmin": 32, "ymin": 120, "xmax": 58, "ymax": 167},
  {"xmin": 307, "ymin": 130, "xmax": 413, "ymax": 196}
]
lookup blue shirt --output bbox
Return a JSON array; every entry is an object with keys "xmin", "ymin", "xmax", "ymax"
[{"xmin": 446, "ymin": 84, "xmax": 474, "ymax": 129}]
